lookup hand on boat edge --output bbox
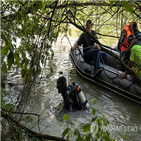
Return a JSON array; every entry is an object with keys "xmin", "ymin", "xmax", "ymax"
[
  {"xmin": 71, "ymin": 47, "xmax": 75, "ymax": 51},
  {"xmin": 119, "ymin": 73, "xmax": 126, "ymax": 79}
]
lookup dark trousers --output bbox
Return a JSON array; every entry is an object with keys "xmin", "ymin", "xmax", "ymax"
[{"xmin": 83, "ymin": 47, "xmax": 108, "ymax": 69}]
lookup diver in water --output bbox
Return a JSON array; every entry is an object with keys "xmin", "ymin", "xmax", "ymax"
[{"xmin": 56, "ymin": 76, "xmax": 89, "ymax": 111}]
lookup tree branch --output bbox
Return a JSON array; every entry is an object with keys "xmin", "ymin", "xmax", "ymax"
[
  {"xmin": 2, "ymin": 108, "xmax": 40, "ymax": 117},
  {"xmin": 47, "ymin": 0, "xmax": 58, "ymax": 37},
  {"xmin": 97, "ymin": 32, "xmax": 119, "ymax": 39},
  {"xmin": 2, "ymin": 113, "xmax": 69, "ymax": 141},
  {"xmin": 48, "ymin": 1, "xmax": 123, "ymax": 9}
]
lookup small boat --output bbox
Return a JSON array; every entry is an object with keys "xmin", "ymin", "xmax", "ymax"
[{"xmin": 69, "ymin": 45, "xmax": 141, "ymax": 104}]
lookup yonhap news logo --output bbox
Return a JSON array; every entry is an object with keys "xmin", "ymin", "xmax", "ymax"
[{"xmin": 91, "ymin": 123, "xmax": 139, "ymax": 135}]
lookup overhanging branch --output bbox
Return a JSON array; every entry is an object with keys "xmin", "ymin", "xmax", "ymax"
[
  {"xmin": 48, "ymin": 1, "xmax": 123, "ymax": 9},
  {"xmin": 97, "ymin": 32, "xmax": 119, "ymax": 39}
]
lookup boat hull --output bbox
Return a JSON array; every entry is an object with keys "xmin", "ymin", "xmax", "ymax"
[{"xmin": 69, "ymin": 47, "xmax": 141, "ymax": 104}]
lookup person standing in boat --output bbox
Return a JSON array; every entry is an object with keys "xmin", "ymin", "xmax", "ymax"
[
  {"xmin": 71, "ymin": 20, "xmax": 108, "ymax": 76},
  {"xmin": 119, "ymin": 34, "xmax": 141, "ymax": 79}
]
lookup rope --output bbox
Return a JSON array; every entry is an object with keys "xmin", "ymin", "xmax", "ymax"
[
  {"xmin": 124, "ymin": 81, "xmax": 135, "ymax": 90},
  {"xmin": 102, "ymin": 67, "xmax": 119, "ymax": 79}
]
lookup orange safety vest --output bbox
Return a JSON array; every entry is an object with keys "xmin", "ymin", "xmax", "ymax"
[{"xmin": 121, "ymin": 25, "xmax": 133, "ymax": 51}]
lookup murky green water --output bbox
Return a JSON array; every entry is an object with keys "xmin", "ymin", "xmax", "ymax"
[{"xmin": 4, "ymin": 26, "xmax": 141, "ymax": 141}]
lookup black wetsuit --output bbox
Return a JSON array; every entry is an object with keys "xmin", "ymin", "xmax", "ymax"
[{"xmin": 61, "ymin": 82, "xmax": 85, "ymax": 111}]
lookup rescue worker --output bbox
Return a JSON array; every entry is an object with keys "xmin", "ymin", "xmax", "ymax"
[
  {"xmin": 56, "ymin": 76, "xmax": 89, "ymax": 111},
  {"xmin": 71, "ymin": 20, "xmax": 108, "ymax": 76},
  {"xmin": 119, "ymin": 34, "xmax": 141, "ymax": 79},
  {"xmin": 121, "ymin": 22, "xmax": 141, "ymax": 64},
  {"xmin": 120, "ymin": 21, "xmax": 134, "ymax": 51},
  {"xmin": 132, "ymin": 21, "xmax": 141, "ymax": 42}
]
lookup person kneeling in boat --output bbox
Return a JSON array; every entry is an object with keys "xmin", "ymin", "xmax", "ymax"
[
  {"xmin": 119, "ymin": 34, "xmax": 141, "ymax": 79},
  {"xmin": 71, "ymin": 20, "xmax": 108, "ymax": 76},
  {"xmin": 56, "ymin": 76, "xmax": 89, "ymax": 111}
]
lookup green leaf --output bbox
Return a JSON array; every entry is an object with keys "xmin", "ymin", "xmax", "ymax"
[
  {"xmin": 47, "ymin": 0, "xmax": 52, "ymax": 5},
  {"xmin": 62, "ymin": 127, "xmax": 70, "ymax": 137},
  {"xmin": 74, "ymin": 128, "xmax": 80, "ymax": 137},
  {"xmin": 103, "ymin": 119, "xmax": 107, "ymax": 126},
  {"xmin": 132, "ymin": 0, "xmax": 136, "ymax": 8},
  {"xmin": 1, "ymin": 32, "xmax": 8, "ymax": 45},
  {"xmin": 91, "ymin": 108, "xmax": 96, "ymax": 115},
  {"xmin": 1, "ymin": 89, "xmax": 6, "ymax": 95},
  {"xmin": 85, "ymin": 134, "xmax": 91, "ymax": 141},
  {"xmin": 35, "ymin": 1, "xmax": 40, "ymax": 6},
  {"xmin": 46, "ymin": 51, "xmax": 50, "ymax": 56},
  {"xmin": 122, "ymin": 1, "xmax": 133, "ymax": 14},
  {"xmin": 83, "ymin": 123, "xmax": 91, "ymax": 132},
  {"xmin": 23, "ymin": 10, "xmax": 26, "ymax": 22},
  {"xmin": 1, "ymin": 46, "xmax": 8, "ymax": 55},
  {"xmin": 67, "ymin": 133, "xmax": 70, "ymax": 140},
  {"xmin": 97, "ymin": 118, "xmax": 102, "ymax": 126},
  {"xmin": 110, "ymin": 1, "xmax": 115, "ymax": 6},
  {"xmin": 51, "ymin": 50, "xmax": 54, "ymax": 58},
  {"xmin": 8, "ymin": 51, "xmax": 14, "ymax": 69},
  {"xmin": 25, "ymin": 116, "xmax": 34, "ymax": 125},
  {"xmin": 0, "ymin": 56, "xmax": 4, "ymax": 68},
  {"xmin": 22, "ymin": 51, "xmax": 26, "ymax": 58},
  {"xmin": 15, "ymin": 52, "xmax": 20, "ymax": 66},
  {"xmin": 0, "ymin": 89, "xmax": 3, "ymax": 107},
  {"xmin": 63, "ymin": 114, "xmax": 70, "ymax": 121},
  {"xmin": 17, "ymin": 12, "xmax": 21, "ymax": 23},
  {"xmin": 4, "ymin": 103, "xmax": 14, "ymax": 111},
  {"xmin": 42, "ymin": 2, "xmax": 46, "ymax": 10},
  {"xmin": 76, "ymin": 137, "xmax": 83, "ymax": 141},
  {"xmin": 25, "ymin": 30, "xmax": 28, "ymax": 38},
  {"xmin": 93, "ymin": 99, "xmax": 97, "ymax": 105},
  {"xmin": 32, "ymin": 25, "xmax": 34, "ymax": 35},
  {"xmin": 40, "ymin": 1, "xmax": 45, "ymax": 10},
  {"xmin": 21, "ymin": 59, "xmax": 25, "ymax": 68},
  {"xmin": 91, "ymin": 116, "xmax": 98, "ymax": 122},
  {"xmin": 21, "ymin": 69, "xmax": 27, "ymax": 80},
  {"xmin": 2, "ymin": 63, "xmax": 7, "ymax": 74}
]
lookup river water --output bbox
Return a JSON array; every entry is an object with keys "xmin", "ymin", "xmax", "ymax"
[{"xmin": 4, "ymin": 26, "xmax": 141, "ymax": 141}]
